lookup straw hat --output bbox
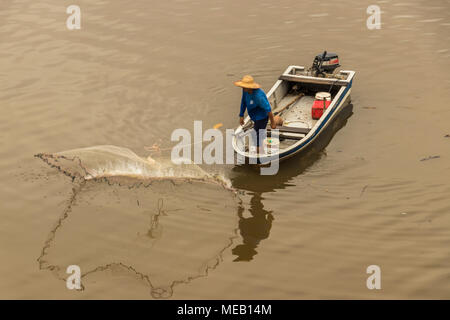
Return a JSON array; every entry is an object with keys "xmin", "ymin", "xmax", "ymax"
[{"xmin": 233, "ymin": 75, "xmax": 261, "ymax": 89}]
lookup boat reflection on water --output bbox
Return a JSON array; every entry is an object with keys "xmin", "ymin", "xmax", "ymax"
[{"xmin": 229, "ymin": 103, "xmax": 354, "ymax": 261}]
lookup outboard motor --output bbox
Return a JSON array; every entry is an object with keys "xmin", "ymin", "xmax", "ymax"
[{"xmin": 311, "ymin": 51, "xmax": 340, "ymax": 76}]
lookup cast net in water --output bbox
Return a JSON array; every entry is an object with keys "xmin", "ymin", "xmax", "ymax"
[
  {"xmin": 35, "ymin": 145, "xmax": 232, "ymax": 190},
  {"xmin": 35, "ymin": 145, "xmax": 240, "ymax": 298}
]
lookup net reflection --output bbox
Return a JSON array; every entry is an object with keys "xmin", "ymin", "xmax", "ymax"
[{"xmin": 36, "ymin": 176, "xmax": 239, "ymax": 299}]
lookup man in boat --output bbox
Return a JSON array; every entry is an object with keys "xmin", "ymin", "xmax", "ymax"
[{"xmin": 234, "ymin": 75, "xmax": 282, "ymax": 154}]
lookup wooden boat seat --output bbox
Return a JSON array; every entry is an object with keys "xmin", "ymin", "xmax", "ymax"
[{"xmin": 267, "ymin": 126, "xmax": 311, "ymax": 135}]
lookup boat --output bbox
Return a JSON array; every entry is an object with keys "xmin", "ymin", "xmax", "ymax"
[{"xmin": 232, "ymin": 51, "xmax": 356, "ymax": 165}]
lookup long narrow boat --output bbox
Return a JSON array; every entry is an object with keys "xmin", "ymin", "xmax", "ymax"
[{"xmin": 232, "ymin": 53, "xmax": 356, "ymax": 165}]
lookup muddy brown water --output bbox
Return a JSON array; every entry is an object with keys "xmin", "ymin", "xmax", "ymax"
[{"xmin": 1, "ymin": 0, "xmax": 450, "ymax": 299}]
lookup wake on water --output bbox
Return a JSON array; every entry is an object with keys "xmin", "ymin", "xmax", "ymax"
[{"xmin": 35, "ymin": 145, "xmax": 233, "ymax": 191}]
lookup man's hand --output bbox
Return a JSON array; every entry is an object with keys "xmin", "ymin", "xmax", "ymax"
[{"xmin": 239, "ymin": 117, "xmax": 244, "ymax": 126}]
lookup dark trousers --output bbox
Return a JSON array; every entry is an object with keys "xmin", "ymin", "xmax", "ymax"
[{"xmin": 253, "ymin": 117, "xmax": 269, "ymax": 147}]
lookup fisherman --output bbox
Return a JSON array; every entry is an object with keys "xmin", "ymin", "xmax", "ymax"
[{"xmin": 234, "ymin": 75, "xmax": 282, "ymax": 154}]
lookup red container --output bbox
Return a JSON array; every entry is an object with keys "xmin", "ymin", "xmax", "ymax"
[{"xmin": 311, "ymin": 99, "xmax": 331, "ymax": 119}]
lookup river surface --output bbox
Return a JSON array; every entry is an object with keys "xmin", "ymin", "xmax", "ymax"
[{"xmin": 1, "ymin": 0, "xmax": 450, "ymax": 299}]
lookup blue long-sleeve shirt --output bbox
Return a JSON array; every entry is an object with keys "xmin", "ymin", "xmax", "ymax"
[{"xmin": 239, "ymin": 88, "xmax": 272, "ymax": 121}]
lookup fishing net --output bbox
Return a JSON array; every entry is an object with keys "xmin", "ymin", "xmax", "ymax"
[
  {"xmin": 35, "ymin": 145, "xmax": 240, "ymax": 298},
  {"xmin": 35, "ymin": 145, "xmax": 232, "ymax": 190}
]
